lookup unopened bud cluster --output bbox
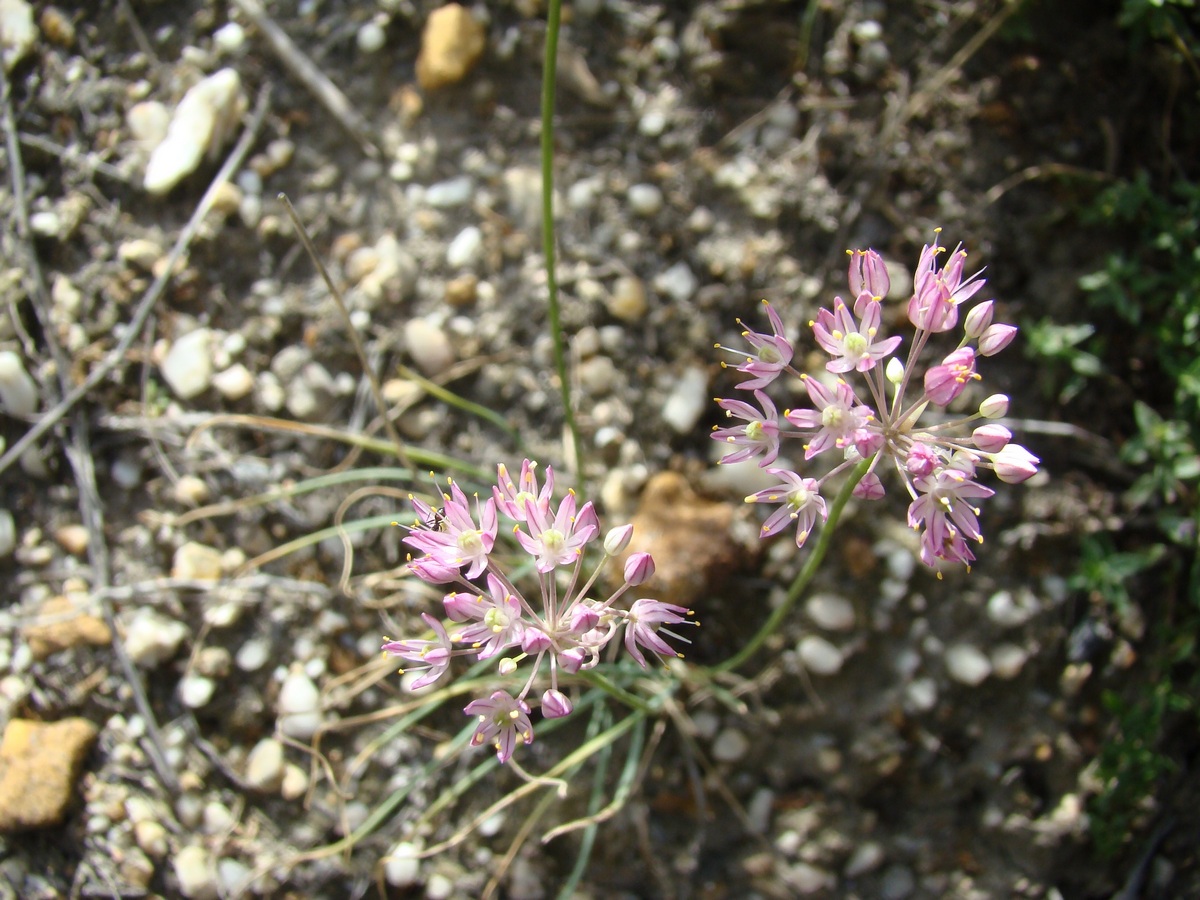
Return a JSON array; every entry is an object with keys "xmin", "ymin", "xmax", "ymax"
[
  {"xmin": 383, "ymin": 460, "xmax": 694, "ymax": 763},
  {"xmin": 713, "ymin": 230, "xmax": 1039, "ymax": 568}
]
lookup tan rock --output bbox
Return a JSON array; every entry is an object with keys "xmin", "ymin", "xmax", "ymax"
[
  {"xmin": 621, "ymin": 471, "xmax": 753, "ymax": 606},
  {"xmin": 22, "ymin": 594, "xmax": 112, "ymax": 660},
  {"xmin": 172, "ymin": 541, "xmax": 223, "ymax": 580},
  {"xmin": 415, "ymin": 4, "xmax": 485, "ymax": 91},
  {"xmin": 0, "ymin": 718, "xmax": 99, "ymax": 831}
]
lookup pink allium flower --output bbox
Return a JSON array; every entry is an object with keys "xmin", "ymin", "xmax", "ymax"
[
  {"xmin": 493, "ymin": 459, "xmax": 555, "ymax": 522},
  {"xmin": 623, "ymin": 598, "xmax": 691, "ymax": 668},
  {"xmin": 908, "ymin": 236, "xmax": 986, "ymax": 333},
  {"xmin": 907, "ymin": 461, "xmax": 995, "ymax": 566},
  {"xmin": 978, "ymin": 323, "xmax": 1018, "ymax": 357},
  {"xmin": 623, "ymin": 551, "xmax": 656, "ymax": 586},
  {"xmin": 812, "ymin": 295, "xmax": 902, "ymax": 374},
  {"xmin": 541, "ymin": 688, "xmax": 573, "ymax": 718},
  {"xmin": 712, "ymin": 390, "xmax": 782, "ymax": 466},
  {"xmin": 516, "ymin": 492, "xmax": 599, "ymax": 573},
  {"xmin": 745, "ymin": 469, "xmax": 829, "ymax": 547},
  {"xmin": 464, "ymin": 690, "xmax": 534, "ymax": 763},
  {"xmin": 848, "ymin": 248, "xmax": 890, "ymax": 299},
  {"xmin": 404, "ymin": 482, "xmax": 497, "ymax": 579},
  {"xmin": 382, "ymin": 613, "xmax": 454, "ymax": 689},
  {"xmin": 444, "ymin": 573, "xmax": 526, "ymax": 660},
  {"xmin": 786, "ymin": 376, "xmax": 878, "ymax": 460},
  {"xmin": 725, "ymin": 301, "xmax": 794, "ymax": 390},
  {"xmin": 924, "ymin": 347, "xmax": 978, "ymax": 407}
]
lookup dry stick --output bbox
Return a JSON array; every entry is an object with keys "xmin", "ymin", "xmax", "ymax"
[
  {"xmin": 0, "ymin": 86, "xmax": 273, "ymax": 477},
  {"xmin": 231, "ymin": 0, "xmax": 379, "ymax": 159},
  {"xmin": 277, "ymin": 194, "xmax": 412, "ymax": 470}
]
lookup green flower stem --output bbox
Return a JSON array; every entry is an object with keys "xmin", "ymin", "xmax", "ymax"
[
  {"xmin": 540, "ymin": 0, "xmax": 585, "ymax": 481},
  {"xmin": 715, "ymin": 457, "xmax": 872, "ymax": 674},
  {"xmin": 578, "ymin": 668, "xmax": 657, "ymax": 715}
]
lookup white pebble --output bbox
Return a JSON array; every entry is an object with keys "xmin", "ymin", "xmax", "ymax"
[
  {"xmin": 357, "ymin": 19, "xmax": 387, "ymax": 54},
  {"xmin": 245, "ymin": 738, "xmax": 285, "ymax": 792},
  {"xmin": 213, "ymin": 22, "xmax": 246, "ymax": 54},
  {"xmin": 945, "ymin": 643, "xmax": 992, "ymax": 686},
  {"xmin": 446, "ymin": 225, "xmax": 483, "ymax": 267},
  {"xmin": 277, "ymin": 669, "xmax": 322, "ymax": 738},
  {"xmin": 805, "ymin": 594, "xmax": 856, "ymax": 631},
  {"xmin": 212, "ymin": 363, "xmax": 254, "ymax": 400},
  {"xmin": 424, "ymin": 175, "xmax": 473, "ymax": 208},
  {"xmin": 653, "ymin": 261, "xmax": 698, "ymax": 303},
  {"xmin": 607, "ymin": 275, "xmax": 648, "ymax": 322},
  {"xmin": 987, "ymin": 588, "xmax": 1040, "ymax": 627},
  {"xmin": 711, "ymin": 727, "xmax": 750, "ymax": 763},
  {"xmin": 160, "ymin": 328, "xmax": 214, "ymax": 399},
  {"xmin": 145, "ymin": 69, "xmax": 246, "ymax": 195},
  {"xmin": 844, "ymin": 840, "xmax": 885, "ymax": 877},
  {"xmin": 123, "ymin": 608, "xmax": 189, "ymax": 668},
  {"xmin": 0, "ymin": 509, "xmax": 15, "ymax": 557},
  {"xmin": 178, "ymin": 675, "xmax": 215, "ymax": 708},
  {"xmin": 638, "ymin": 109, "xmax": 667, "ymax": 137},
  {"xmin": 134, "ymin": 819, "xmax": 169, "ymax": 858},
  {"xmin": 217, "ymin": 859, "xmax": 252, "ymax": 897},
  {"xmin": 174, "ymin": 845, "xmax": 219, "ymax": 900},
  {"xmin": 404, "ymin": 318, "xmax": 455, "ymax": 377},
  {"xmin": 426, "ymin": 872, "xmax": 455, "ymax": 900},
  {"xmin": 0, "ymin": 0, "xmax": 36, "ymax": 71},
  {"xmin": 236, "ymin": 638, "xmax": 269, "ymax": 672},
  {"xmin": 0, "ymin": 351, "xmax": 38, "ymax": 416},
  {"xmin": 127, "ymin": 101, "xmax": 170, "ymax": 147},
  {"xmin": 990, "ymin": 643, "xmax": 1029, "ymax": 680},
  {"xmin": 797, "ymin": 635, "xmax": 844, "ymax": 675},
  {"xmin": 29, "ymin": 210, "xmax": 60, "ymax": 237},
  {"xmin": 627, "ymin": 183, "xmax": 663, "ymax": 216},
  {"xmin": 384, "ymin": 841, "xmax": 422, "ymax": 887},
  {"xmin": 904, "ymin": 676, "xmax": 938, "ymax": 712},
  {"xmin": 661, "ymin": 366, "xmax": 708, "ymax": 434}
]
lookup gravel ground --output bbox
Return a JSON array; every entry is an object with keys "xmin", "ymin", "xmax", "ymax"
[{"xmin": 0, "ymin": 0, "xmax": 1194, "ymax": 898}]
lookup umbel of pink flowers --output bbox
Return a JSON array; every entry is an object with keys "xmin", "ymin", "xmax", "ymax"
[
  {"xmin": 383, "ymin": 461, "xmax": 694, "ymax": 763},
  {"xmin": 713, "ymin": 230, "xmax": 1040, "ymax": 569}
]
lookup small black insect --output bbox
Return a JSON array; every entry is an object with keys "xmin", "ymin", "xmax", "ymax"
[{"xmin": 420, "ymin": 506, "xmax": 449, "ymax": 532}]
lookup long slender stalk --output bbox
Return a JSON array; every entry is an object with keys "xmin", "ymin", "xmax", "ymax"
[
  {"xmin": 540, "ymin": 0, "xmax": 584, "ymax": 480},
  {"xmin": 715, "ymin": 457, "xmax": 872, "ymax": 673}
]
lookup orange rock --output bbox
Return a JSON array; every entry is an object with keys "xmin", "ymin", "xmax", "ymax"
[
  {"xmin": 415, "ymin": 4, "xmax": 486, "ymax": 91},
  {"xmin": 0, "ymin": 718, "xmax": 98, "ymax": 831},
  {"xmin": 21, "ymin": 595, "xmax": 112, "ymax": 660}
]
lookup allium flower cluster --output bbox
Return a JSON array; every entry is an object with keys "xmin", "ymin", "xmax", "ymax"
[
  {"xmin": 383, "ymin": 460, "xmax": 694, "ymax": 763},
  {"xmin": 713, "ymin": 230, "xmax": 1039, "ymax": 568}
]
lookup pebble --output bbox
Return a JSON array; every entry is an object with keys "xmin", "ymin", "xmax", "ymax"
[
  {"xmin": 126, "ymin": 101, "xmax": 170, "ymax": 146},
  {"xmin": 123, "ymin": 607, "xmax": 189, "ymax": 668},
  {"xmin": 627, "ymin": 183, "xmax": 664, "ymax": 216},
  {"xmin": 235, "ymin": 638, "xmax": 269, "ymax": 672},
  {"xmin": 134, "ymin": 819, "xmax": 169, "ymax": 858},
  {"xmin": 844, "ymin": 840, "xmax": 885, "ymax": 877},
  {"xmin": 416, "ymin": 3, "xmax": 486, "ymax": 90},
  {"xmin": 904, "ymin": 677, "xmax": 938, "ymax": 712},
  {"xmin": 277, "ymin": 669, "xmax": 322, "ymax": 739},
  {"xmin": 217, "ymin": 859, "xmax": 252, "ymax": 897},
  {"xmin": 173, "ymin": 475, "xmax": 210, "ymax": 506},
  {"xmin": 0, "ymin": 0, "xmax": 36, "ymax": 72},
  {"xmin": 211, "ymin": 363, "xmax": 254, "ymax": 400},
  {"xmin": 880, "ymin": 864, "xmax": 916, "ymax": 900},
  {"xmin": 280, "ymin": 762, "xmax": 308, "ymax": 801},
  {"xmin": 404, "ymin": 318, "xmax": 456, "ymax": 377},
  {"xmin": 0, "ymin": 510, "xmax": 14, "ymax": 557},
  {"xmin": 53, "ymin": 523, "xmax": 89, "ymax": 556},
  {"xmin": 987, "ymin": 588, "xmax": 1040, "ymax": 627},
  {"xmin": 244, "ymin": 738, "xmax": 285, "ymax": 792},
  {"xmin": 446, "ymin": 224, "xmax": 483, "ymax": 267},
  {"xmin": 711, "ymin": 727, "xmax": 750, "ymax": 763},
  {"xmin": 990, "ymin": 643, "xmax": 1029, "ymax": 679},
  {"xmin": 21, "ymin": 594, "xmax": 111, "ymax": 659},
  {"xmin": 0, "ymin": 350, "xmax": 38, "ymax": 416},
  {"xmin": 444, "ymin": 273, "xmax": 478, "ymax": 307},
  {"xmin": 212, "ymin": 21, "xmax": 245, "ymax": 54},
  {"xmin": 797, "ymin": 635, "xmax": 844, "ymax": 675},
  {"xmin": 145, "ymin": 68, "xmax": 247, "ymax": 195},
  {"xmin": 423, "ymin": 175, "xmax": 473, "ymax": 208},
  {"xmin": 786, "ymin": 862, "xmax": 836, "ymax": 893},
  {"xmin": 172, "ymin": 541, "xmax": 223, "ymax": 580},
  {"xmin": 178, "ymin": 675, "xmax": 215, "ymax": 709},
  {"xmin": 0, "ymin": 717, "xmax": 99, "ymax": 831},
  {"xmin": 358, "ymin": 234, "xmax": 417, "ymax": 306},
  {"xmin": 384, "ymin": 840, "xmax": 422, "ymax": 887},
  {"xmin": 653, "ymin": 261, "xmax": 698, "ymax": 303},
  {"xmin": 426, "ymin": 872, "xmax": 455, "ymax": 900},
  {"xmin": 607, "ymin": 275, "xmax": 648, "ymax": 322},
  {"xmin": 805, "ymin": 593, "xmax": 856, "ymax": 631},
  {"xmin": 944, "ymin": 643, "xmax": 992, "ymax": 686},
  {"xmin": 160, "ymin": 328, "xmax": 214, "ymax": 400},
  {"xmin": 356, "ymin": 17, "xmax": 387, "ymax": 55},
  {"xmin": 174, "ymin": 845, "xmax": 219, "ymax": 900},
  {"xmin": 577, "ymin": 355, "xmax": 617, "ymax": 396},
  {"xmin": 661, "ymin": 366, "xmax": 708, "ymax": 433}
]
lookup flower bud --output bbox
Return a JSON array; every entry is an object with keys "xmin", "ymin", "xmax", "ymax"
[
  {"xmin": 978, "ymin": 323, "xmax": 1018, "ymax": 357},
  {"xmin": 569, "ymin": 604, "xmax": 600, "ymax": 634},
  {"xmin": 557, "ymin": 647, "xmax": 587, "ymax": 674},
  {"xmin": 979, "ymin": 394, "xmax": 1009, "ymax": 418},
  {"xmin": 849, "ymin": 248, "xmax": 890, "ymax": 298},
  {"xmin": 498, "ymin": 657, "xmax": 518, "ymax": 676},
  {"xmin": 906, "ymin": 442, "xmax": 939, "ymax": 477},
  {"xmin": 541, "ymin": 689, "xmax": 573, "ymax": 718},
  {"xmin": 992, "ymin": 444, "xmax": 1040, "ymax": 484},
  {"xmin": 972, "ymin": 423, "xmax": 1011, "ymax": 453},
  {"xmin": 443, "ymin": 591, "xmax": 479, "ymax": 622},
  {"xmin": 623, "ymin": 552, "xmax": 656, "ymax": 586},
  {"xmin": 852, "ymin": 472, "xmax": 885, "ymax": 500},
  {"xmin": 603, "ymin": 523, "xmax": 635, "ymax": 555},
  {"xmin": 963, "ymin": 300, "xmax": 994, "ymax": 339},
  {"xmin": 885, "ymin": 356, "xmax": 905, "ymax": 385},
  {"xmin": 521, "ymin": 629, "xmax": 552, "ymax": 654}
]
